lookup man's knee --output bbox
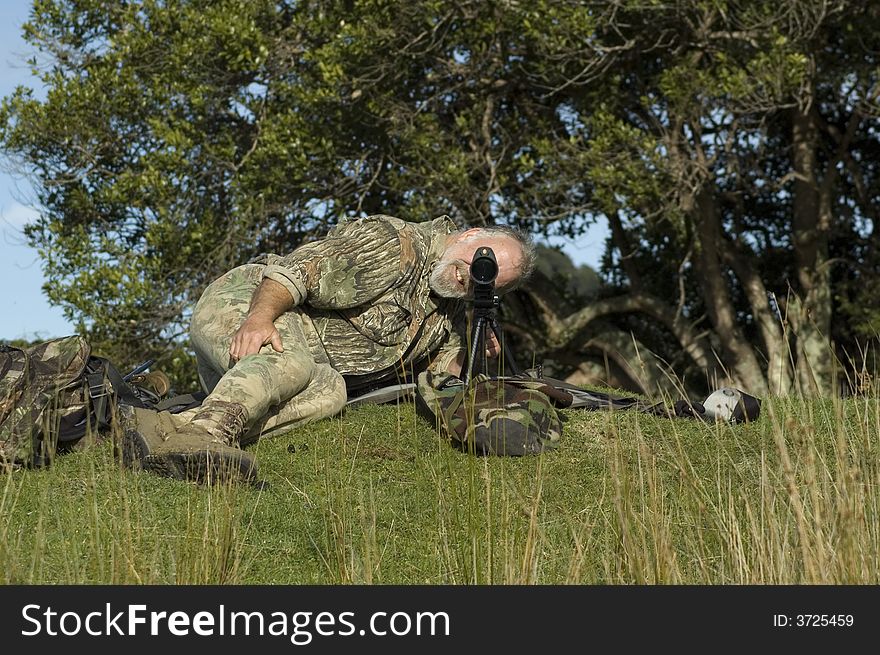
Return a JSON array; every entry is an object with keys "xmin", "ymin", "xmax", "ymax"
[
  {"xmin": 309, "ymin": 364, "xmax": 348, "ymax": 417},
  {"xmin": 242, "ymin": 364, "xmax": 346, "ymax": 443},
  {"xmin": 216, "ymin": 349, "xmax": 316, "ymax": 409}
]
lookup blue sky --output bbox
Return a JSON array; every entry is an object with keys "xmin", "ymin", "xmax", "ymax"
[
  {"xmin": 0, "ymin": 1, "xmax": 76, "ymax": 340},
  {"xmin": 0, "ymin": 0, "xmax": 608, "ymax": 341}
]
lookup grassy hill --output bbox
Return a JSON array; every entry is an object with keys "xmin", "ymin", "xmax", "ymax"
[{"xmin": 2, "ymin": 390, "xmax": 878, "ymax": 584}]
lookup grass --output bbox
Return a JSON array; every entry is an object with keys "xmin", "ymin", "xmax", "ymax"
[{"xmin": 2, "ymin": 386, "xmax": 879, "ymax": 584}]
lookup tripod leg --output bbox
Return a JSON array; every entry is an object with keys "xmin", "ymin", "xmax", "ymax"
[{"xmin": 463, "ymin": 315, "xmax": 487, "ymax": 386}]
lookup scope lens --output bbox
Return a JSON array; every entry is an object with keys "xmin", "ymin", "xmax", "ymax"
[{"xmin": 470, "ymin": 249, "xmax": 498, "ymax": 284}]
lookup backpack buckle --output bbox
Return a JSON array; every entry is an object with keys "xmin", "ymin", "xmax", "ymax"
[{"xmin": 86, "ymin": 372, "xmax": 111, "ymax": 399}]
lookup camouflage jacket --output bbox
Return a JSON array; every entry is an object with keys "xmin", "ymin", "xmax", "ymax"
[{"xmin": 259, "ymin": 215, "xmax": 468, "ymax": 393}]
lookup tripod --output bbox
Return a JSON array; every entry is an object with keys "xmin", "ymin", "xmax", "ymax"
[{"xmin": 461, "ymin": 289, "xmax": 521, "ymax": 386}]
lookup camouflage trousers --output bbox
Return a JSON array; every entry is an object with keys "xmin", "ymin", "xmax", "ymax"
[{"xmin": 181, "ymin": 264, "xmax": 347, "ymax": 443}]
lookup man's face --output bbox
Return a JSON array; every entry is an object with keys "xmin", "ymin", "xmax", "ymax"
[{"xmin": 429, "ymin": 232, "xmax": 523, "ymax": 299}]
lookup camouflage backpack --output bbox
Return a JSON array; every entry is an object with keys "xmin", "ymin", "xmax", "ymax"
[
  {"xmin": 414, "ymin": 369, "xmax": 574, "ymax": 456},
  {"xmin": 0, "ymin": 335, "xmax": 169, "ymax": 471}
]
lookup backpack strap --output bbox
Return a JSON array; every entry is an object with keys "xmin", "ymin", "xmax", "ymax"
[
  {"xmin": 154, "ymin": 391, "xmax": 207, "ymax": 413},
  {"xmin": 83, "ymin": 357, "xmax": 152, "ymax": 431},
  {"xmin": 437, "ymin": 376, "xmax": 468, "ymax": 431}
]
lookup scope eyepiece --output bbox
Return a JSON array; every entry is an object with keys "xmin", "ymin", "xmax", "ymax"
[{"xmin": 469, "ymin": 247, "xmax": 498, "ymax": 285}]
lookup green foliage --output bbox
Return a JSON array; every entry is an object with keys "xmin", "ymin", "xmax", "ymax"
[
  {"xmin": 0, "ymin": 0, "xmax": 592, "ymax": 379},
  {"xmin": 2, "ymin": 0, "xmax": 880, "ymax": 392}
]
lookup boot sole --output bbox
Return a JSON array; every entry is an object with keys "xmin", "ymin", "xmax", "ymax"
[{"xmin": 142, "ymin": 449, "xmax": 258, "ymax": 485}]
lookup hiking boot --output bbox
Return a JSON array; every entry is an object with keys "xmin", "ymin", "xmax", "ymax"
[
  {"xmin": 142, "ymin": 425, "xmax": 258, "ymax": 484},
  {"xmin": 186, "ymin": 399, "xmax": 250, "ymax": 445},
  {"xmin": 117, "ymin": 404, "xmax": 258, "ymax": 484}
]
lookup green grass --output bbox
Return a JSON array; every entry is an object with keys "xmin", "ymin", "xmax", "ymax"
[{"xmin": 2, "ymin": 389, "xmax": 879, "ymax": 584}]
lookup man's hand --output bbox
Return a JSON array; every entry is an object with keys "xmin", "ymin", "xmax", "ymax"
[
  {"xmin": 485, "ymin": 328, "xmax": 501, "ymax": 359},
  {"xmin": 228, "ymin": 278, "xmax": 295, "ymax": 363},
  {"xmin": 229, "ymin": 316, "xmax": 284, "ymax": 362}
]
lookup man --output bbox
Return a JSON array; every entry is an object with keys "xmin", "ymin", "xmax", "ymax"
[{"xmin": 120, "ymin": 214, "xmax": 536, "ymax": 483}]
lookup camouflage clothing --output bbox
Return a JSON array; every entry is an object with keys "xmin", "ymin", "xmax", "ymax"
[{"xmin": 188, "ymin": 215, "xmax": 469, "ymax": 441}]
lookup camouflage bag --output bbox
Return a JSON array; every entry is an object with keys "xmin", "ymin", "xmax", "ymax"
[
  {"xmin": 415, "ymin": 369, "xmax": 573, "ymax": 456},
  {"xmin": 0, "ymin": 335, "xmax": 163, "ymax": 471}
]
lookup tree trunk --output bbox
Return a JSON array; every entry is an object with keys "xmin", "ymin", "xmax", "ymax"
[
  {"xmin": 692, "ymin": 189, "xmax": 769, "ymax": 394},
  {"xmin": 721, "ymin": 242, "xmax": 795, "ymax": 395},
  {"xmin": 791, "ymin": 108, "xmax": 835, "ymax": 396}
]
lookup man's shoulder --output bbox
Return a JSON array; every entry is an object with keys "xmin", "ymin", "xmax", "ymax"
[{"xmin": 333, "ymin": 214, "xmax": 459, "ymax": 235}]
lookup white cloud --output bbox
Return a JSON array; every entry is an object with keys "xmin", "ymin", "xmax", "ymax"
[{"xmin": 0, "ymin": 200, "xmax": 39, "ymax": 230}]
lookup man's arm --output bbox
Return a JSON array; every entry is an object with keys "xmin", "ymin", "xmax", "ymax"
[
  {"xmin": 230, "ymin": 217, "xmax": 404, "ymax": 362},
  {"xmin": 264, "ymin": 218, "xmax": 402, "ymax": 310},
  {"xmin": 229, "ymin": 278, "xmax": 294, "ymax": 362}
]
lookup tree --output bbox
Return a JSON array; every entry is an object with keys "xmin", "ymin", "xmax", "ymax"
[
  {"xmin": 2, "ymin": 0, "xmax": 878, "ymax": 396},
  {"xmin": 500, "ymin": 0, "xmax": 880, "ymax": 396},
  {"xmin": 556, "ymin": 0, "xmax": 880, "ymax": 397}
]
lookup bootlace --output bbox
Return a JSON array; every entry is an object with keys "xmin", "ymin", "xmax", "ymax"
[{"xmin": 190, "ymin": 400, "xmax": 250, "ymax": 445}]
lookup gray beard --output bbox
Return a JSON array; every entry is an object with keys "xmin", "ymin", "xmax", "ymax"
[{"xmin": 429, "ymin": 259, "xmax": 468, "ymax": 298}]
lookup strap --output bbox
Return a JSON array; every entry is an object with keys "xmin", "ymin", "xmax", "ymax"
[
  {"xmin": 99, "ymin": 357, "xmax": 153, "ymax": 408},
  {"xmin": 82, "ymin": 357, "xmax": 151, "ymax": 434},
  {"xmin": 435, "ymin": 376, "xmax": 467, "ymax": 432},
  {"xmin": 154, "ymin": 391, "xmax": 207, "ymax": 413}
]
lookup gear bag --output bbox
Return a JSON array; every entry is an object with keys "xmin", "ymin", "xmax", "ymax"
[
  {"xmin": 414, "ymin": 369, "xmax": 574, "ymax": 456},
  {"xmin": 0, "ymin": 335, "xmax": 202, "ymax": 471}
]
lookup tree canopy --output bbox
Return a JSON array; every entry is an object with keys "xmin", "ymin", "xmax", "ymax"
[{"xmin": 2, "ymin": 0, "xmax": 879, "ymax": 396}]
